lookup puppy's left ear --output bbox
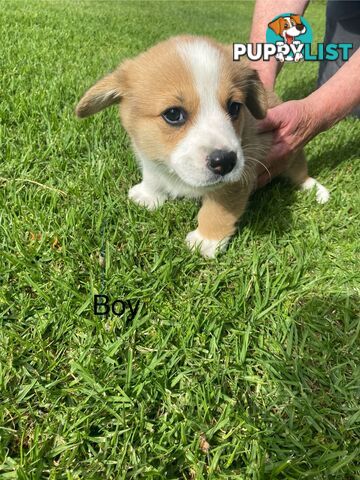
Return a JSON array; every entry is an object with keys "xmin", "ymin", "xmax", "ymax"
[{"xmin": 244, "ymin": 69, "xmax": 268, "ymax": 119}]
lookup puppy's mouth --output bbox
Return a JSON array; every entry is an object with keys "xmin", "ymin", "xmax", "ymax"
[
  {"xmin": 285, "ymin": 33, "xmax": 294, "ymax": 44},
  {"xmin": 180, "ymin": 168, "xmax": 243, "ymax": 189},
  {"xmin": 193, "ymin": 176, "xmax": 224, "ymax": 188}
]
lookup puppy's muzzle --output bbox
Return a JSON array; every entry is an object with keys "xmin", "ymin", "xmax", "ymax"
[{"xmin": 206, "ymin": 149, "xmax": 237, "ymax": 176}]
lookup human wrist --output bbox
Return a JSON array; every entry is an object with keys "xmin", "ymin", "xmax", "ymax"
[
  {"xmin": 303, "ymin": 88, "xmax": 349, "ymax": 135},
  {"xmin": 300, "ymin": 94, "xmax": 331, "ymax": 139}
]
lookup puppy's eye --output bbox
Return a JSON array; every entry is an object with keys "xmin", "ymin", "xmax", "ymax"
[
  {"xmin": 162, "ymin": 107, "xmax": 187, "ymax": 126},
  {"xmin": 227, "ymin": 101, "xmax": 242, "ymax": 120}
]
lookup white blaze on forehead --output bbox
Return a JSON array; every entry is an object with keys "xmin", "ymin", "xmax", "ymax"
[{"xmin": 176, "ymin": 39, "xmax": 221, "ymax": 108}]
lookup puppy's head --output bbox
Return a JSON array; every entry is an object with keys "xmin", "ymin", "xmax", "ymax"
[
  {"xmin": 268, "ymin": 15, "xmax": 306, "ymax": 40},
  {"xmin": 76, "ymin": 36, "xmax": 267, "ymax": 189}
]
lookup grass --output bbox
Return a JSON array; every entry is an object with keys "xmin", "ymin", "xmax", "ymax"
[{"xmin": 0, "ymin": 0, "xmax": 359, "ymax": 478}]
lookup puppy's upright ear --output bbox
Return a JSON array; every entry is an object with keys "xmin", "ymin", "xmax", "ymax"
[
  {"xmin": 75, "ymin": 61, "xmax": 130, "ymax": 118},
  {"xmin": 243, "ymin": 68, "xmax": 267, "ymax": 119}
]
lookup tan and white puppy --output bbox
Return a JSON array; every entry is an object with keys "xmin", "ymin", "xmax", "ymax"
[{"xmin": 76, "ymin": 35, "xmax": 329, "ymax": 258}]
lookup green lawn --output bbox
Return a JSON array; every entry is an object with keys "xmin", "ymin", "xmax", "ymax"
[{"xmin": 1, "ymin": 1, "xmax": 359, "ymax": 478}]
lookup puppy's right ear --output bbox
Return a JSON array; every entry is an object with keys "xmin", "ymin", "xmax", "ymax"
[{"xmin": 75, "ymin": 61, "xmax": 130, "ymax": 118}]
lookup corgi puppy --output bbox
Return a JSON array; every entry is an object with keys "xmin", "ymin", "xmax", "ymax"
[{"xmin": 76, "ymin": 35, "xmax": 329, "ymax": 258}]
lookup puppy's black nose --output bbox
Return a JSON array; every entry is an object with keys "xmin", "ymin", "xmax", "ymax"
[
  {"xmin": 296, "ymin": 23, "xmax": 304, "ymax": 31},
  {"xmin": 207, "ymin": 149, "xmax": 237, "ymax": 176}
]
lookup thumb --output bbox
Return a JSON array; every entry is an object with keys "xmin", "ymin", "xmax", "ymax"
[{"xmin": 257, "ymin": 106, "xmax": 282, "ymax": 133}]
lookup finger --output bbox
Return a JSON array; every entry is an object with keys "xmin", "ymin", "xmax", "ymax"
[
  {"xmin": 263, "ymin": 132, "xmax": 292, "ymax": 164},
  {"xmin": 257, "ymin": 108, "xmax": 281, "ymax": 133}
]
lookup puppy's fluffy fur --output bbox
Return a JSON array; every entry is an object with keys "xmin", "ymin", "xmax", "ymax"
[{"xmin": 76, "ymin": 35, "xmax": 329, "ymax": 257}]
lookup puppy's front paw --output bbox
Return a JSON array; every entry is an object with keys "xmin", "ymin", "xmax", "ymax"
[
  {"xmin": 128, "ymin": 183, "xmax": 167, "ymax": 210},
  {"xmin": 186, "ymin": 229, "xmax": 230, "ymax": 258},
  {"xmin": 300, "ymin": 177, "xmax": 330, "ymax": 204}
]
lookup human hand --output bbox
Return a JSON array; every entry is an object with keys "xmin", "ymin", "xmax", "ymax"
[{"xmin": 256, "ymin": 99, "xmax": 321, "ymax": 188}]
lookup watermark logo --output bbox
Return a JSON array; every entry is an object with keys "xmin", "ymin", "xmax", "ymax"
[
  {"xmin": 266, "ymin": 13, "xmax": 311, "ymax": 62},
  {"xmin": 233, "ymin": 13, "xmax": 353, "ymax": 63}
]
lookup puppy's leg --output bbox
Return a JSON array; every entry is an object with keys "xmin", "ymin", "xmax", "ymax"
[
  {"xmin": 128, "ymin": 168, "xmax": 168, "ymax": 210},
  {"xmin": 283, "ymin": 150, "xmax": 330, "ymax": 204},
  {"xmin": 186, "ymin": 183, "xmax": 251, "ymax": 258}
]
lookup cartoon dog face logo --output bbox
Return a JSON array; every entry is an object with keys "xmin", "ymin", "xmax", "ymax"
[
  {"xmin": 268, "ymin": 14, "xmax": 307, "ymax": 44},
  {"xmin": 267, "ymin": 14, "xmax": 307, "ymax": 62}
]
